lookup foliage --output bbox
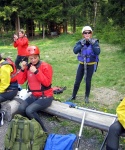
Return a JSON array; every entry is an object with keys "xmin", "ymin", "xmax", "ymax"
[{"xmin": 0, "ymin": 0, "xmax": 124, "ymax": 33}]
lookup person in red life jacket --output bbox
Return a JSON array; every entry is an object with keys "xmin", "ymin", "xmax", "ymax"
[
  {"xmin": 0, "ymin": 54, "xmax": 18, "ymax": 126},
  {"xmin": 13, "ymin": 29, "xmax": 29, "ymax": 70},
  {"xmin": 17, "ymin": 45, "xmax": 53, "ymax": 132},
  {"xmin": 68, "ymin": 26, "xmax": 100, "ymax": 103}
]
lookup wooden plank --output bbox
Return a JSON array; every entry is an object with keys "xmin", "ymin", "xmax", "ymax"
[
  {"xmin": 2, "ymin": 91, "xmax": 117, "ymax": 132},
  {"xmin": 45, "ymin": 101, "xmax": 117, "ymax": 132}
]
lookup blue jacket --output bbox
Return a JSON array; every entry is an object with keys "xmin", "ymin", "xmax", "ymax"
[{"xmin": 73, "ymin": 38, "xmax": 100, "ymax": 63}]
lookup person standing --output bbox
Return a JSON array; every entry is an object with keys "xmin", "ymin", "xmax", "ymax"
[
  {"xmin": 68, "ymin": 26, "xmax": 100, "ymax": 103},
  {"xmin": 0, "ymin": 54, "xmax": 18, "ymax": 126},
  {"xmin": 13, "ymin": 29, "xmax": 29, "ymax": 70},
  {"xmin": 17, "ymin": 45, "xmax": 53, "ymax": 132}
]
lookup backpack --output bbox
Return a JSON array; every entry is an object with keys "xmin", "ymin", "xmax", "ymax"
[
  {"xmin": 4, "ymin": 114, "xmax": 47, "ymax": 150},
  {"xmin": 44, "ymin": 133, "xmax": 76, "ymax": 150}
]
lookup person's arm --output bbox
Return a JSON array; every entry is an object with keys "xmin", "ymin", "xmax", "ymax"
[
  {"xmin": 13, "ymin": 40, "xmax": 18, "ymax": 48},
  {"xmin": 16, "ymin": 37, "xmax": 29, "ymax": 46},
  {"xmin": 32, "ymin": 63, "xmax": 53, "ymax": 87},
  {"xmin": 73, "ymin": 39, "xmax": 86, "ymax": 54},
  {"xmin": 17, "ymin": 61, "xmax": 28, "ymax": 84},
  {"xmin": 0, "ymin": 65, "xmax": 13, "ymax": 93},
  {"xmin": 88, "ymin": 38, "xmax": 101, "ymax": 55},
  {"xmin": 13, "ymin": 34, "xmax": 18, "ymax": 48},
  {"xmin": 17, "ymin": 69, "xmax": 27, "ymax": 84}
]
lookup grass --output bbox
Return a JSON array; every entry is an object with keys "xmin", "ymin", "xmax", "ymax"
[{"xmin": 1, "ymin": 33, "xmax": 125, "ymax": 147}]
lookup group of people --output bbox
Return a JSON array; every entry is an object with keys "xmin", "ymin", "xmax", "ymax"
[
  {"xmin": 0, "ymin": 26, "xmax": 124, "ymax": 149},
  {"xmin": 0, "ymin": 29, "xmax": 53, "ymax": 132}
]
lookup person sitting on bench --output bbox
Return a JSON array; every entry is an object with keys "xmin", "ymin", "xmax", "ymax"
[
  {"xmin": 0, "ymin": 54, "xmax": 18, "ymax": 126},
  {"xmin": 17, "ymin": 45, "xmax": 54, "ymax": 133}
]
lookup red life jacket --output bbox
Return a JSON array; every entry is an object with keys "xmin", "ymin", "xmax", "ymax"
[
  {"xmin": 0, "ymin": 58, "xmax": 17, "ymax": 83},
  {"xmin": 27, "ymin": 61, "xmax": 52, "ymax": 97}
]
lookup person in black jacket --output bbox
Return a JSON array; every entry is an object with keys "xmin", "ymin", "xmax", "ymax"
[{"xmin": 68, "ymin": 26, "xmax": 100, "ymax": 103}]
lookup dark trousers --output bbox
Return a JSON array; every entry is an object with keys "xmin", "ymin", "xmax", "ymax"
[
  {"xmin": 15, "ymin": 55, "xmax": 28, "ymax": 69},
  {"xmin": 0, "ymin": 90, "xmax": 18, "ymax": 102},
  {"xmin": 72, "ymin": 64, "xmax": 94, "ymax": 98},
  {"xmin": 0, "ymin": 89, "xmax": 18, "ymax": 109},
  {"xmin": 18, "ymin": 95, "xmax": 53, "ymax": 132},
  {"xmin": 106, "ymin": 121, "xmax": 125, "ymax": 150}
]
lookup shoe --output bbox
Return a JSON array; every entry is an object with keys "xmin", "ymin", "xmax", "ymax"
[
  {"xmin": 67, "ymin": 96, "xmax": 76, "ymax": 101},
  {"xmin": 0, "ymin": 111, "xmax": 5, "ymax": 127},
  {"xmin": 85, "ymin": 97, "xmax": 89, "ymax": 103}
]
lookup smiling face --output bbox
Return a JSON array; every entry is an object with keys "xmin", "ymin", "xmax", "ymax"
[
  {"xmin": 28, "ymin": 54, "xmax": 40, "ymax": 65},
  {"xmin": 82, "ymin": 30, "xmax": 92, "ymax": 40},
  {"xmin": 19, "ymin": 31, "xmax": 25, "ymax": 38}
]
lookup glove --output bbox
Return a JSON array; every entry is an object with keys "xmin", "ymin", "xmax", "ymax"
[
  {"xmin": 88, "ymin": 38, "xmax": 98, "ymax": 45},
  {"xmin": 80, "ymin": 39, "xmax": 86, "ymax": 46}
]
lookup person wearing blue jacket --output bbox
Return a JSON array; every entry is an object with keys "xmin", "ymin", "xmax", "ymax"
[{"xmin": 68, "ymin": 26, "xmax": 100, "ymax": 103}]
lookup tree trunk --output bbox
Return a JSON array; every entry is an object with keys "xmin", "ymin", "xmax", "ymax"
[
  {"xmin": 72, "ymin": 16, "xmax": 76, "ymax": 33},
  {"xmin": 62, "ymin": 1, "xmax": 67, "ymax": 33},
  {"xmin": 15, "ymin": 15, "xmax": 20, "ymax": 34},
  {"xmin": 26, "ymin": 19, "xmax": 35, "ymax": 37},
  {"xmin": 93, "ymin": 0, "xmax": 98, "ymax": 30},
  {"xmin": 42, "ymin": 24, "xmax": 45, "ymax": 39}
]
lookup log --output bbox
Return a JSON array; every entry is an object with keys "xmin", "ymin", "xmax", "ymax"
[
  {"xmin": 45, "ymin": 101, "xmax": 116, "ymax": 132},
  {"xmin": 1, "ymin": 91, "xmax": 116, "ymax": 132},
  {"xmin": 1, "ymin": 92, "xmax": 22, "ymax": 121}
]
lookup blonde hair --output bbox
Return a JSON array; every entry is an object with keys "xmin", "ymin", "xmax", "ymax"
[{"xmin": 19, "ymin": 29, "xmax": 25, "ymax": 35}]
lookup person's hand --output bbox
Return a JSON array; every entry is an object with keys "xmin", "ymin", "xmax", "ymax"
[
  {"xmin": 29, "ymin": 65, "xmax": 37, "ymax": 73},
  {"xmin": 21, "ymin": 61, "xmax": 27, "ymax": 70},
  {"xmin": 13, "ymin": 34, "xmax": 18, "ymax": 41},
  {"xmin": 88, "ymin": 38, "xmax": 98, "ymax": 45},
  {"xmin": 80, "ymin": 39, "xmax": 86, "ymax": 46}
]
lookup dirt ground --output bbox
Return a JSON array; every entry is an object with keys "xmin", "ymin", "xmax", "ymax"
[{"xmin": 0, "ymin": 87, "xmax": 124, "ymax": 150}]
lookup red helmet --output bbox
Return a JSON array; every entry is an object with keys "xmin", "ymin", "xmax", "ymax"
[{"xmin": 26, "ymin": 46, "xmax": 40, "ymax": 56}]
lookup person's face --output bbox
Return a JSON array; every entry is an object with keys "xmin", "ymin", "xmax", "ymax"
[
  {"xmin": 82, "ymin": 30, "xmax": 92, "ymax": 40},
  {"xmin": 28, "ymin": 55, "xmax": 40, "ymax": 65},
  {"xmin": 19, "ymin": 31, "xmax": 24, "ymax": 38}
]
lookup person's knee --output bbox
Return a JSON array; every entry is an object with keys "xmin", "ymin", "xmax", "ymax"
[
  {"xmin": 74, "ymin": 82, "xmax": 80, "ymax": 87},
  {"xmin": 18, "ymin": 105, "xmax": 26, "ymax": 114},
  {"xmin": 109, "ymin": 122, "xmax": 121, "ymax": 136},
  {"xmin": 0, "ymin": 96, "xmax": 6, "ymax": 103},
  {"xmin": 25, "ymin": 107, "xmax": 33, "ymax": 118},
  {"xmin": 106, "ymin": 145, "xmax": 117, "ymax": 150}
]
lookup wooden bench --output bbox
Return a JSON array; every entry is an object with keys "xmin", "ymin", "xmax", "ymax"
[{"xmin": 1, "ymin": 92, "xmax": 117, "ymax": 132}]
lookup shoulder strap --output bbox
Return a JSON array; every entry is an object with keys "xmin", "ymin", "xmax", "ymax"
[
  {"xmin": 4, "ymin": 119, "xmax": 18, "ymax": 149},
  {"xmin": 29, "ymin": 121, "xmax": 34, "ymax": 149}
]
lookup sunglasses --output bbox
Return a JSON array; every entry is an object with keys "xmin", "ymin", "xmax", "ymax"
[{"xmin": 83, "ymin": 31, "xmax": 91, "ymax": 35}]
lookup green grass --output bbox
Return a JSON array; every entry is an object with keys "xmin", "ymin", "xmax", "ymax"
[
  {"xmin": 1, "ymin": 33, "xmax": 125, "ymax": 147},
  {"xmin": 0, "ymin": 33, "xmax": 124, "ymax": 108}
]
